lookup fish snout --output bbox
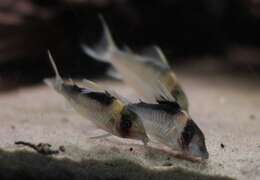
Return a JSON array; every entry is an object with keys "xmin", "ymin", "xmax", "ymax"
[
  {"xmin": 202, "ymin": 150, "xmax": 209, "ymax": 159},
  {"xmin": 187, "ymin": 141, "xmax": 209, "ymax": 159},
  {"xmin": 128, "ymin": 127, "xmax": 149, "ymax": 144}
]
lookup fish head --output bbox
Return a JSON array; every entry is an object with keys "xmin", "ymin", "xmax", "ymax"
[
  {"xmin": 117, "ymin": 107, "xmax": 149, "ymax": 144},
  {"xmin": 180, "ymin": 119, "xmax": 209, "ymax": 159},
  {"xmin": 186, "ymin": 132, "xmax": 209, "ymax": 159},
  {"xmin": 172, "ymin": 84, "xmax": 189, "ymax": 111}
]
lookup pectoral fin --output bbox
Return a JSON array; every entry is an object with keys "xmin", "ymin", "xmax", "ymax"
[{"xmin": 89, "ymin": 133, "xmax": 112, "ymax": 139}]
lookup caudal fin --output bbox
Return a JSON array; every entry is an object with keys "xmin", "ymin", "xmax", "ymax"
[
  {"xmin": 81, "ymin": 15, "xmax": 117, "ymax": 62},
  {"xmin": 44, "ymin": 50, "xmax": 64, "ymax": 91}
]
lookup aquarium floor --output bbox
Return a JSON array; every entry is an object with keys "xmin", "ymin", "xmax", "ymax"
[{"xmin": 0, "ymin": 67, "xmax": 259, "ymax": 180}]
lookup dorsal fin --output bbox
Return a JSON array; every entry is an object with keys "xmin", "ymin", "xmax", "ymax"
[
  {"xmin": 82, "ymin": 79, "xmax": 130, "ymax": 104},
  {"xmin": 140, "ymin": 46, "xmax": 169, "ymax": 65},
  {"xmin": 82, "ymin": 79, "xmax": 104, "ymax": 92},
  {"xmin": 153, "ymin": 46, "xmax": 169, "ymax": 65},
  {"xmin": 47, "ymin": 50, "xmax": 63, "ymax": 83},
  {"xmin": 44, "ymin": 50, "xmax": 64, "ymax": 91},
  {"xmin": 155, "ymin": 80, "xmax": 176, "ymax": 102}
]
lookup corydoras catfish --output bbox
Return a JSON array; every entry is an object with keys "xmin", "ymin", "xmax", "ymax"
[
  {"xmin": 45, "ymin": 51, "xmax": 149, "ymax": 144},
  {"xmin": 127, "ymin": 100, "xmax": 209, "ymax": 159},
  {"xmin": 82, "ymin": 16, "xmax": 189, "ymax": 111}
]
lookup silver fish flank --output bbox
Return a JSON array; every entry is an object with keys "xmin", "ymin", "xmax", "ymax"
[
  {"xmin": 127, "ymin": 101, "xmax": 209, "ymax": 159},
  {"xmin": 45, "ymin": 51, "xmax": 149, "ymax": 144}
]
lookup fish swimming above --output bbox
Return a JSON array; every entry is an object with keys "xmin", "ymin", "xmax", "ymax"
[
  {"xmin": 127, "ymin": 100, "xmax": 209, "ymax": 159},
  {"xmin": 81, "ymin": 16, "xmax": 189, "ymax": 111},
  {"xmin": 44, "ymin": 51, "xmax": 149, "ymax": 144}
]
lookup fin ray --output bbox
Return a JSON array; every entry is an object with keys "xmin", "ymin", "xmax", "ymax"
[
  {"xmin": 81, "ymin": 15, "xmax": 117, "ymax": 62},
  {"xmin": 139, "ymin": 46, "xmax": 169, "ymax": 65},
  {"xmin": 89, "ymin": 133, "xmax": 112, "ymax": 139},
  {"xmin": 106, "ymin": 66, "xmax": 123, "ymax": 80},
  {"xmin": 82, "ymin": 79, "xmax": 105, "ymax": 92},
  {"xmin": 44, "ymin": 50, "xmax": 64, "ymax": 91},
  {"xmin": 47, "ymin": 50, "xmax": 63, "ymax": 83}
]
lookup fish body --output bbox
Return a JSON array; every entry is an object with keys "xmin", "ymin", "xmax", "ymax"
[
  {"xmin": 82, "ymin": 16, "xmax": 189, "ymax": 110},
  {"xmin": 106, "ymin": 51, "xmax": 174, "ymax": 103},
  {"xmin": 45, "ymin": 51, "xmax": 149, "ymax": 144},
  {"xmin": 127, "ymin": 101, "xmax": 209, "ymax": 159}
]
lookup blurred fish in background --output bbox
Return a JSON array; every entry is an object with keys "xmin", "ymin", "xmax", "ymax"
[{"xmin": 0, "ymin": 0, "xmax": 260, "ymax": 90}]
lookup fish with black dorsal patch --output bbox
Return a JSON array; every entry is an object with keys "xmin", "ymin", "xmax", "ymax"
[
  {"xmin": 81, "ymin": 15, "xmax": 189, "ymax": 111},
  {"xmin": 127, "ymin": 100, "xmax": 209, "ymax": 159},
  {"xmin": 44, "ymin": 51, "xmax": 149, "ymax": 144}
]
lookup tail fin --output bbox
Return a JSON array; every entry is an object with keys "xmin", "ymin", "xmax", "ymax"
[
  {"xmin": 44, "ymin": 50, "xmax": 63, "ymax": 90},
  {"xmin": 81, "ymin": 15, "xmax": 117, "ymax": 62}
]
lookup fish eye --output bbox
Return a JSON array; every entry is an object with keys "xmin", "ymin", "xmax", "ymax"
[
  {"xmin": 175, "ymin": 90, "xmax": 180, "ymax": 95},
  {"xmin": 120, "ymin": 119, "xmax": 132, "ymax": 129},
  {"xmin": 183, "ymin": 129, "xmax": 194, "ymax": 143}
]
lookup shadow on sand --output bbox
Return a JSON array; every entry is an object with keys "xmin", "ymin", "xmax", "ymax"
[{"xmin": 0, "ymin": 149, "xmax": 234, "ymax": 180}]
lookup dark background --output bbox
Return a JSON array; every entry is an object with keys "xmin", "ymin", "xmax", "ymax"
[{"xmin": 0, "ymin": 0, "xmax": 260, "ymax": 89}]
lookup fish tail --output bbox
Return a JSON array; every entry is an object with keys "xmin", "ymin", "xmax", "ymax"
[
  {"xmin": 44, "ymin": 50, "xmax": 64, "ymax": 91},
  {"xmin": 81, "ymin": 15, "xmax": 117, "ymax": 62}
]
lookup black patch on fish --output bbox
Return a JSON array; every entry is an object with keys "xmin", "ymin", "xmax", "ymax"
[
  {"xmin": 120, "ymin": 109, "xmax": 134, "ymax": 130},
  {"xmin": 62, "ymin": 84, "xmax": 115, "ymax": 105},
  {"xmin": 156, "ymin": 99, "xmax": 181, "ymax": 110},
  {"xmin": 117, "ymin": 108, "xmax": 137, "ymax": 137},
  {"xmin": 62, "ymin": 84, "xmax": 83, "ymax": 94},
  {"xmin": 181, "ymin": 120, "xmax": 196, "ymax": 147},
  {"xmin": 135, "ymin": 101, "xmax": 181, "ymax": 115},
  {"xmin": 86, "ymin": 91, "xmax": 115, "ymax": 105},
  {"xmin": 120, "ymin": 118, "xmax": 132, "ymax": 130},
  {"xmin": 180, "ymin": 119, "xmax": 208, "ymax": 157}
]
